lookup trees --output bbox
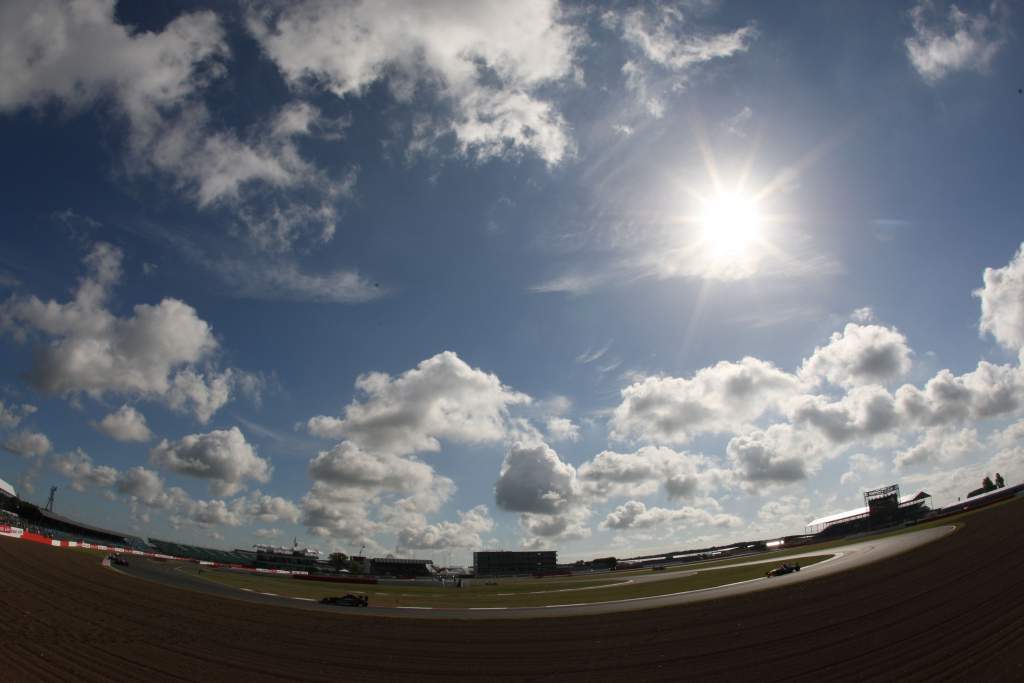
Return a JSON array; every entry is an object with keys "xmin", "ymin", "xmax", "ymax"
[
  {"xmin": 995, "ymin": 473, "xmax": 1006, "ymax": 488},
  {"xmin": 982, "ymin": 476, "xmax": 996, "ymax": 492}
]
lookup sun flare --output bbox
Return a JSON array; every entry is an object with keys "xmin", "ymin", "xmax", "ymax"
[{"xmin": 700, "ymin": 193, "xmax": 762, "ymax": 256}]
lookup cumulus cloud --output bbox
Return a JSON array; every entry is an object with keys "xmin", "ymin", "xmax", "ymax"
[
  {"xmin": 545, "ymin": 417, "xmax": 580, "ymax": 443},
  {"xmin": 894, "ymin": 426, "xmax": 980, "ymax": 471},
  {"xmin": 2, "ymin": 430, "xmax": 52, "ymax": 458},
  {"xmin": 307, "ymin": 351, "xmax": 529, "ymax": 456},
  {"xmin": 894, "ymin": 362, "xmax": 1024, "ymax": 427},
  {"xmin": 241, "ymin": 490, "xmax": 302, "ymax": 525},
  {"xmin": 617, "ymin": 6, "xmax": 756, "ymax": 116},
  {"xmin": 789, "ymin": 385, "xmax": 900, "ymax": 444},
  {"xmin": 799, "ymin": 323, "xmax": 913, "ymax": 388},
  {"xmin": 495, "ymin": 442, "xmax": 579, "ymax": 514},
  {"xmin": 727, "ymin": 424, "xmax": 830, "ymax": 489},
  {"xmin": 0, "ymin": 0, "xmax": 344, "ymax": 250},
  {"xmin": 601, "ymin": 500, "xmax": 741, "ymax": 531},
  {"xmin": 578, "ymin": 446, "xmax": 725, "ymax": 501},
  {"xmin": 0, "ymin": 243, "xmax": 239, "ymax": 423},
  {"xmin": 150, "ymin": 427, "xmax": 272, "ymax": 496},
  {"xmin": 906, "ymin": 0, "xmax": 1009, "ymax": 83},
  {"xmin": 976, "ymin": 243, "xmax": 1024, "ymax": 359},
  {"xmin": 92, "ymin": 405, "xmax": 152, "ymax": 442},
  {"xmin": 840, "ymin": 453, "xmax": 886, "ymax": 487},
  {"xmin": 307, "ymin": 441, "xmax": 438, "ymax": 498},
  {"xmin": 248, "ymin": 0, "xmax": 580, "ymax": 165},
  {"xmin": 114, "ymin": 466, "xmax": 187, "ymax": 509},
  {"xmin": 611, "ymin": 357, "xmax": 801, "ymax": 444},
  {"xmin": 0, "ymin": 401, "xmax": 36, "ymax": 429},
  {"xmin": 397, "ymin": 505, "xmax": 494, "ymax": 551},
  {"xmin": 48, "ymin": 450, "xmax": 118, "ymax": 492}
]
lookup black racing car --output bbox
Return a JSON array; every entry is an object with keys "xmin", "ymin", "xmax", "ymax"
[
  {"xmin": 109, "ymin": 554, "xmax": 130, "ymax": 567},
  {"xmin": 765, "ymin": 562, "xmax": 800, "ymax": 577},
  {"xmin": 319, "ymin": 593, "xmax": 369, "ymax": 607}
]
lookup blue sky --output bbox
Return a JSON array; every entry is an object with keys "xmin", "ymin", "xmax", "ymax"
[{"xmin": 1, "ymin": 0, "xmax": 1022, "ymax": 563}]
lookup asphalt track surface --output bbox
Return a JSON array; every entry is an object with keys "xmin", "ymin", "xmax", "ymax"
[
  {"xmin": 108, "ymin": 526, "xmax": 952, "ymax": 619},
  {"xmin": 2, "ymin": 498, "xmax": 1023, "ymax": 681}
]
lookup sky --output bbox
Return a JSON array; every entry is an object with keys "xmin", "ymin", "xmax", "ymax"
[{"xmin": 1, "ymin": 0, "xmax": 1022, "ymax": 565}]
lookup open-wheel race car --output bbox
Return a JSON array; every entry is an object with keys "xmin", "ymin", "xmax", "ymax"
[
  {"xmin": 319, "ymin": 593, "xmax": 369, "ymax": 607},
  {"xmin": 765, "ymin": 562, "xmax": 800, "ymax": 577},
  {"xmin": 108, "ymin": 554, "xmax": 130, "ymax": 567}
]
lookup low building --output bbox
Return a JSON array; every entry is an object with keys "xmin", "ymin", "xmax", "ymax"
[
  {"xmin": 473, "ymin": 550, "xmax": 557, "ymax": 577},
  {"xmin": 369, "ymin": 557, "xmax": 433, "ymax": 578},
  {"xmin": 253, "ymin": 544, "xmax": 321, "ymax": 571},
  {"xmin": 0, "ymin": 477, "xmax": 16, "ymax": 499}
]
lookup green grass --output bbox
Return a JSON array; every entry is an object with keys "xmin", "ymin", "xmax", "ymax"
[{"xmin": 176, "ymin": 555, "xmax": 833, "ymax": 608}]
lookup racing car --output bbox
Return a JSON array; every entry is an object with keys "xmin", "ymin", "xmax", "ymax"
[
  {"xmin": 765, "ymin": 562, "xmax": 800, "ymax": 577},
  {"xmin": 108, "ymin": 554, "xmax": 130, "ymax": 567},
  {"xmin": 319, "ymin": 593, "xmax": 369, "ymax": 607}
]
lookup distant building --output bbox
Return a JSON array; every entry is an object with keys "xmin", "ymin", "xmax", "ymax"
[
  {"xmin": 369, "ymin": 557, "xmax": 433, "ymax": 578},
  {"xmin": 253, "ymin": 544, "xmax": 321, "ymax": 571},
  {"xmin": 0, "ymin": 477, "xmax": 15, "ymax": 499},
  {"xmin": 473, "ymin": 550, "xmax": 557, "ymax": 576}
]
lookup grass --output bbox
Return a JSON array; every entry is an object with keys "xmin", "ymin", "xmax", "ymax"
[{"xmin": 176, "ymin": 555, "xmax": 833, "ymax": 608}]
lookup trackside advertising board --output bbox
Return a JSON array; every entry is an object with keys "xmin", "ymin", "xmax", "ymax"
[{"xmin": 0, "ymin": 524, "xmax": 24, "ymax": 538}]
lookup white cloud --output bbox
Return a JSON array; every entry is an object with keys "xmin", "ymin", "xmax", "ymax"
[
  {"xmin": 906, "ymin": 0, "xmax": 1009, "ymax": 83},
  {"xmin": 2, "ymin": 430, "xmax": 52, "ymax": 458},
  {"xmin": 307, "ymin": 351, "xmax": 529, "ymax": 456},
  {"xmin": 92, "ymin": 405, "xmax": 152, "ymax": 442},
  {"xmin": 49, "ymin": 449, "xmax": 118, "ymax": 492},
  {"xmin": 726, "ymin": 424, "xmax": 830, "ymax": 489},
  {"xmin": 0, "ymin": 401, "xmax": 36, "ymax": 429},
  {"xmin": 756, "ymin": 496, "xmax": 812, "ymax": 532},
  {"xmin": 545, "ymin": 417, "xmax": 580, "ymax": 443},
  {"xmin": 789, "ymin": 385, "xmax": 900, "ymax": 444},
  {"xmin": 894, "ymin": 362, "xmax": 1024, "ymax": 427},
  {"xmin": 840, "ymin": 453, "xmax": 886, "ymax": 487},
  {"xmin": 150, "ymin": 427, "xmax": 272, "ymax": 496},
  {"xmin": 601, "ymin": 500, "xmax": 741, "ymax": 531},
  {"xmin": 894, "ymin": 426, "xmax": 980, "ymax": 471},
  {"xmin": 397, "ymin": 505, "xmax": 494, "ymax": 551},
  {"xmin": 254, "ymin": 528, "xmax": 280, "ymax": 539},
  {"xmin": 618, "ymin": 6, "xmax": 756, "ymax": 116},
  {"xmin": 799, "ymin": 323, "xmax": 913, "ymax": 388},
  {"xmin": 611, "ymin": 357, "xmax": 801, "ymax": 444},
  {"xmin": 495, "ymin": 442, "xmax": 579, "ymax": 514},
  {"xmin": 578, "ymin": 446, "xmax": 725, "ymax": 501},
  {"xmin": 0, "ymin": 243, "xmax": 237, "ymax": 423},
  {"xmin": 976, "ymin": 243, "xmax": 1024, "ymax": 359},
  {"xmin": 0, "ymin": 1, "xmax": 344, "ymax": 251},
  {"xmin": 241, "ymin": 490, "xmax": 301, "ymax": 525},
  {"xmin": 114, "ymin": 466, "xmax": 187, "ymax": 509},
  {"xmin": 307, "ymin": 441, "xmax": 438, "ymax": 497},
  {"xmin": 248, "ymin": 0, "xmax": 580, "ymax": 166}
]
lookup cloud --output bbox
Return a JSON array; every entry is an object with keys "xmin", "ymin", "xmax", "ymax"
[
  {"xmin": 495, "ymin": 442, "xmax": 579, "ymax": 514},
  {"xmin": 788, "ymin": 385, "xmax": 900, "ymax": 444},
  {"xmin": 114, "ymin": 466, "xmax": 187, "ymax": 509},
  {"xmin": 0, "ymin": 0, "xmax": 345, "ymax": 251},
  {"xmin": 840, "ymin": 453, "xmax": 886, "ymax": 487},
  {"xmin": 150, "ymin": 427, "xmax": 272, "ymax": 496},
  {"xmin": 253, "ymin": 528, "xmax": 280, "ymax": 539},
  {"xmin": 0, "ymin": 243, "xmax": 238, "ymax": 422},
  {"xmin": 600, "ymin": 500, "xmax": 741, "ymax": 531},
  {"xmin": 799, "ymin": 323, "xmax": 913, "ymax": 388},
  {"xmin": 307, "ymin": 351, "xmax": 529, "ymax": 457},
  {"xmin": 894, "ymin": 362, "xmax": 1024, "ymax": 427},
  {"xmin": 906, "ymin": 0, "xmax": 1009, "ymax": 83},
  {"xmin": 545, "ymin": 417, "xmax": 580, "ymax": 443},
  {"xmin": 611, "ymin": 357, "xmax": 801, "ymax": 444},
  {"xmin": 0, "ymin": 401, "xmax": 36, "ymax": 429},
  {"xmin": 578, "ymin": 446, "xmax": 724, "ymax": 501},
  {"xmin": 48, "ymin": 449, "xmax": 118, "ymax": 492},
  {"xmin": 397, "ymin": 505, "xmax": 494, "ymax": 551},
  {"xmin": 726, "ymin": 424, "xmax": 829, "ymax": 489},
  {"xmin": 240, "ymin": 490, "xmax": 301, "ymax": 525},
  {"xmin": 894, "ymin": 426, "xmax": 980, "ymax": 471},
  {"xmin": 248, "ymin": 0, "xmax": 581, "ymax": 166},
  {"xmin": 976, "ymin": 243, "xmax": 1024, "ymax": 360},
  {"xmin": 92, "ymin": 405, "xmax": 152, "ymax": 442},
  {"xmin": 617, "ymin": 6, "xmax": 756, "ymax": 116},
  {"xmin": 307, "ymin": 441, "xmax": 438, "ymax": 497},
  {"xmin": 2, "ymin": 430, "xmax": 52, "ymax": 458}
]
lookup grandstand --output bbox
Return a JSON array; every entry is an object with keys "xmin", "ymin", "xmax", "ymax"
[
  {"xmin": 0, "ymin": 476, "xmax": 16, "ymax": 499},
  {"xmin": 807, "ymin": 484, "xmax": 931, "ymax": 535},
  {"xmin": 148, "ymin": 539, "xmax": 249, "ymax": 565},
  {"xmin": 370, "ymin": 557, "xmax": 434, "ymax": 578}
]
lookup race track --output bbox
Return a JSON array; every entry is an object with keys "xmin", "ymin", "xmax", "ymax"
[
  {"xmin": 2, "ymin": 498, "xmax": 1023, "ymax": 681},
  {"xmin": 110, "ymin": 524, "xmax": 954, "ymax": 619}
]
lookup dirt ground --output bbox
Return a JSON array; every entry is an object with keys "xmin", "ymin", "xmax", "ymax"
[{"xmin": 2, "ymin": 498, "xmax": 1023, "ymax": 682}]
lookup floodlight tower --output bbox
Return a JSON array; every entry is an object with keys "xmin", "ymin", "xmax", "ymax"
[{"xmin": 45, "ymin": 486, "xmax": 57, "ymax": 512}]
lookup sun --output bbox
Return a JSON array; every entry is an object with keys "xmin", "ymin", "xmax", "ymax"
[{"xmin": 699, "ymin": 192, "xmax": 762, "ymax": 257}]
